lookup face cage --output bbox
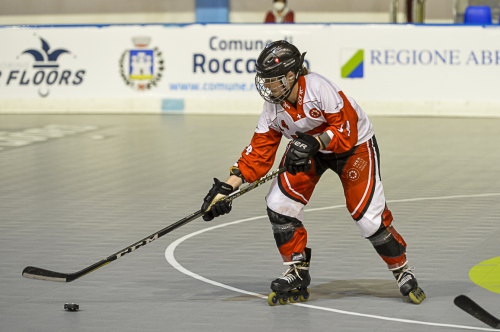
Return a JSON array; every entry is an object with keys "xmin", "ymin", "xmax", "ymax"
[{"xmin": 255, "ymin": 74, "xmax": 292, "ymax": 104}]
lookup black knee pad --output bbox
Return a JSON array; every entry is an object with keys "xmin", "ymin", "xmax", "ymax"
[
  {"xmin": 367, "ymin": 224, "xmax": 405, "ymax": 258},
  {"xmin": 267, "ymin": 208, "xmax": 304, "ymax": 248}
]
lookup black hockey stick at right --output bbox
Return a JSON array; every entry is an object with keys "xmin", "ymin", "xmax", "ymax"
[
  {"xmin": 22, "ymin": 167, "xmax": 286, "ymax": 283},
  {"xmin": 454, "ymin": 295, "xmax": 500, "ymax": 329}
]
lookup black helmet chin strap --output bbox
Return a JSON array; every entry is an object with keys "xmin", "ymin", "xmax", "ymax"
[
  {"xmin": 295, "ymin": 52, "xmax": 307, "ymax": 79},
  {"xmin": 282, "ymin": 52, "xmax": 307, "ymax": 102},
  {"xmin": 290, "ymin": 52, "xmax": 307, "ymax": 88}
]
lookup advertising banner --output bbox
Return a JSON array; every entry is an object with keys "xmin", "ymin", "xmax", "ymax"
[{"xmin": 0, "ymin": 24, "xmax": 499, "ymax": 116}]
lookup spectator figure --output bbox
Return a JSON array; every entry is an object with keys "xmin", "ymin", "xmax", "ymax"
[{"xmin": 265, "ymin": 0, "xmax": 294, "ymax": 23}]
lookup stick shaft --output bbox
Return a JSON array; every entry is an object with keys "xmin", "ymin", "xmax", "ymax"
[
  {"xmin": 23, "ymin": 167, "xmax": 286, "ymax": 282},
  {"xmin": 454, "ymin": 295, "xmax": 500, "ymax": 329}
]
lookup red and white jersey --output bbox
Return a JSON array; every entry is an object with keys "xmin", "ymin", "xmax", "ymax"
[{"xmin": 238, "ymin": 72, "xmax": 374, "ymax": 183}]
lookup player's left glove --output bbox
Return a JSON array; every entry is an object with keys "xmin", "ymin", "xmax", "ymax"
[
  {"xmin": 284, "ymin": 131, "xmax": 320, "ymax": 176},
  {"xmin": 201, "ymin": 178, "xmax": 234, "ymax": 222}
]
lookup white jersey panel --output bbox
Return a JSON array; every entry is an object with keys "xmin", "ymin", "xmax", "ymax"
[
  {"xmin": 347, "ymin": 96, "xmax": 373, "ymax": 145},
  {"xmin": 258, "ymin": 72, "xmax": 373, "ymax": 149}
]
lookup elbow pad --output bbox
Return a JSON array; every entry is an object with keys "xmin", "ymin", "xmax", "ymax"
[
  {"xmin": 318, "ymin": 131, "xmax": 332, "ymax": 150},
  {"xmin": 229, "ymin": 165, "xmax": 247, "ymax": 183}
]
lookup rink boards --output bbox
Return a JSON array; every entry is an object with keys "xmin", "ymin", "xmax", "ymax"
[{"xmin": 0, "ymin": 23, "xmax": 499, "ymax": 116}]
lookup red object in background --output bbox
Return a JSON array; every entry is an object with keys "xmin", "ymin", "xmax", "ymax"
[{"xmin": 265, "ymin": 10, "xmax": 294, "ymax": 23}]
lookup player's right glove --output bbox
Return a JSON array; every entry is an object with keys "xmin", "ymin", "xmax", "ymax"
[
  {"xmin": 201, "ymin": 178, "xmax": 234, "ymax": 222},
  {"xmin": 284, "ymin": 131, "xmax": 320, "ymax": 176}
]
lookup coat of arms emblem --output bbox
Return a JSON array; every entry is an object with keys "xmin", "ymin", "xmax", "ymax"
[{"xmin": 119, "ymin": 36, "xmax": 164, "ymax": 91}]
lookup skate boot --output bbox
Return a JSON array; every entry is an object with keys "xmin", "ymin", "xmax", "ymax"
[
  {"xmin": 268, "ymin": 248, "xmax": 311, "ymax": 306},
  {"xmin": 393, "ymin": 264, "xmax": 426, "ymax": 304}
]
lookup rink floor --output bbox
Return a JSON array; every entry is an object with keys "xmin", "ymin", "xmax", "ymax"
[{"xmin": 1, "ymin": 114, "xmax": 499, "ymax": 332}]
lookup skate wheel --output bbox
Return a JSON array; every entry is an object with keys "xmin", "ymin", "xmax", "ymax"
[
  {"xmin": 268, "ymin": 292, "xmax": 278, "ymax": 306},
  {"xmin": 278, "ymin": 296, "xmax": 288, "ymax": 305},
  {"xmin": 289, "ymin": 290, "xmax": 299, "ymax": 303},
  {"xmin": 299, "ymin": 288, "xmax": 310, "ymax": 302},
  {"xmin": 409, "ymin": 287, "xmax": 426, "ymax": 305}
]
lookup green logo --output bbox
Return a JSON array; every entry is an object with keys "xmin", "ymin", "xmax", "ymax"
[{"xmin": 341, "ymin": 49, "xmax": 364, "ymax": 78}]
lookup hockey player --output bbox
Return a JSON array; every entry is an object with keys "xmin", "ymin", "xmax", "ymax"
[{"xmin": 201, "ymin": 40, "xmax": 425, "ymax": 305}]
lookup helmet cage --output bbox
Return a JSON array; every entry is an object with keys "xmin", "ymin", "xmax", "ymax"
[
  {"xmin": 255, "ymin": 73, "xmax": 289, "ymax": 104},
  {"xmin": 255, "ymin": 65, "xmax": 303, "ymax": 104}
]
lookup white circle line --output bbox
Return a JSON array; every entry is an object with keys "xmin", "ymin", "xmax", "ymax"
[{"xmin": 165, "ymin": 193, "xmax": 500, "ymax": 332}]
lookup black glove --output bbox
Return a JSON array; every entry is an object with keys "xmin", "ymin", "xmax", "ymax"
[
  {"xmin": 201, "ymin": 178, "xmax": 234, "ymax": 221},
  {"xmin": 284, "ymin": 131, "xmax": 320, "ymax": 176}
]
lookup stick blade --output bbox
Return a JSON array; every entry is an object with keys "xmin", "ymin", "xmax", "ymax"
[
  {"xmin": 22, "ymin": 266, "xmax": 69, "ymax": 282},
  {"xmin": 454, "ymin": 295, "xmax": 500, "ymax": 329}
]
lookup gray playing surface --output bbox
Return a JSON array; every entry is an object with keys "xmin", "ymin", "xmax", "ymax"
[{"xmin": 1, "ymin": 114, "xmax": 499, "ymax": 332}]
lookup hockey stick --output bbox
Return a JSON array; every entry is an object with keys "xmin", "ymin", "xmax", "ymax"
[
  {"xmin": 22, "ymin": 167, "xmax": 287, "ymax": 283},
  {"xmin": 454, "ymin": 295, "xmax": 500, "ymax": 329}
]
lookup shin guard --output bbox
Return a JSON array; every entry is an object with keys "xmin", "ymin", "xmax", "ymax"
[
  {"xmin": 367, "ymin": 223, "xmax": 407, "ymax": 270},
  {"xmin": 267, "ymin": 208, "xmax": 307, "ymax": 262}
]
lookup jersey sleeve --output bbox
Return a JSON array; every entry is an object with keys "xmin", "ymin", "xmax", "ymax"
[
  {"xmin": 317, "ymin": 81, "xmax": 359, "ymax": 153},
  {"xmin": 237, "ymin": 109, "xmax": 282, "ymax": 183}
]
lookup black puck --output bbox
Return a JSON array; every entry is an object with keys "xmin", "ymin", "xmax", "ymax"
[{"xmin": 64, "ymin": 303, "xmax": 79, "ymax": 311}]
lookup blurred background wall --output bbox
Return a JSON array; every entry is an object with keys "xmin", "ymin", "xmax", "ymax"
[{"xmin": 0, "ymin": 0, "xmax": 454, "ymax": 25}]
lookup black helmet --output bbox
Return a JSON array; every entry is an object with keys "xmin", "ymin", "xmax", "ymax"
[{"xmin": 255, "ymin": 40, "xmax": 306, "ymax": 104}]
